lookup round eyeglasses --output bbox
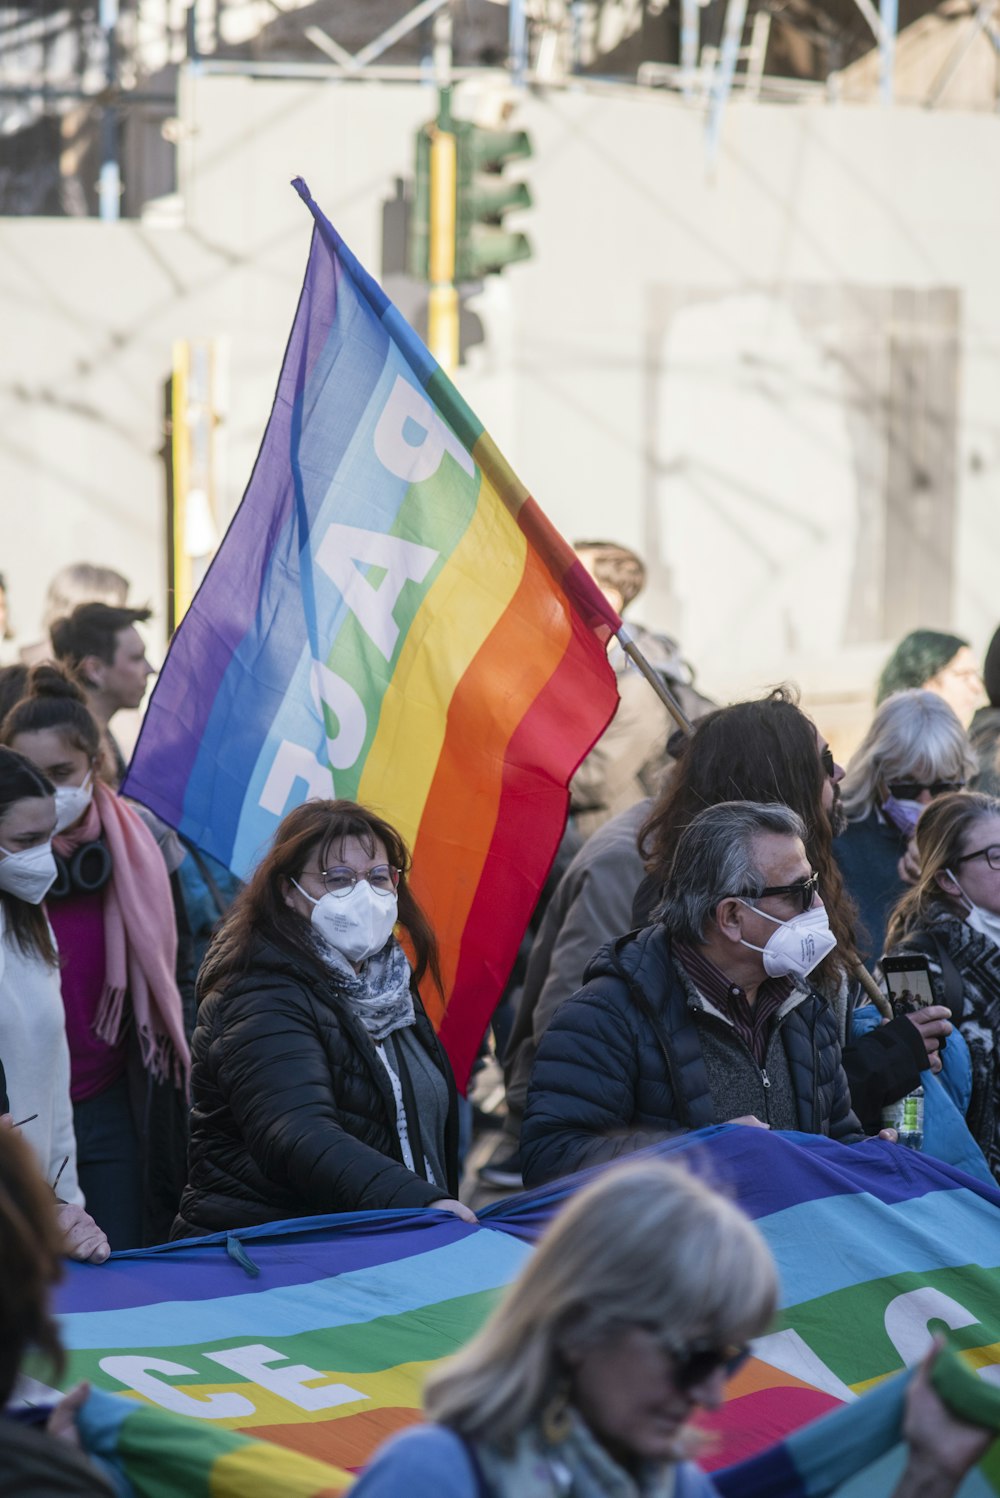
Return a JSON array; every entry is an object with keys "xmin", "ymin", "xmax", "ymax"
[{"xmin": 305, "ymin": 864, "xmax": 401, "ymax": 898}]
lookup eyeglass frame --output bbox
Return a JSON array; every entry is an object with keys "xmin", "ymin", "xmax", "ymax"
[
  {"xmin": 886, "ymin": 780, "xmax": 966, "ymax": 801},
  {"xmin": 300, "ymin": 863, "xmax": 401, "ymax": 898},
  {"xmin": 954, "ymin": 844, "xmax": 1000, "ymax": 872},
  {"xmin": 724, "ymin": 870, "xmax": 820, "ymax": 915}
]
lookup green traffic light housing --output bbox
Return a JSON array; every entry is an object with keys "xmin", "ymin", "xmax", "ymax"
[
  {"xmin": 408, "ymin": 124, "xmax": 433, "ymax": 281},
  {"xmin": 407, "ymin": 116, "xmax": 534, "ymax": 285},
  {"xmin": 455, "ymin": 122, "xmax": 533, "ymax": 280}
]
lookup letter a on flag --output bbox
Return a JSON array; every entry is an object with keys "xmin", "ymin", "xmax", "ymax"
[{"xmin": 123, "ymin": 178, "xmax": 621, "ymax": 1085}]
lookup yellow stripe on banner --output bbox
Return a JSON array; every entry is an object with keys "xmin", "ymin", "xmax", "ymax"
[
  {"xmin": 210, "ymin": 1442, "xmax": 351, "ymax": 1497},
  {"xmin": 357, "ymin": 477, "xmax": 527, "ymax": 842},
  {"xmin": 119, "ymin": 1359, "xmax": 434, "ymax": 1431}
]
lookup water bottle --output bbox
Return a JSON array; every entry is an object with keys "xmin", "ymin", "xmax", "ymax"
[{"xmin": 881, "ymin": 1085, "xmax": 924, "ymax": 1150}]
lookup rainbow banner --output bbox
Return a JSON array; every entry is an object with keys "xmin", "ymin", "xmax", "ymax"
[
  {"xmin": 122, "ymin": 179, "xmax": 619, "ymax": 1084},
  {"xmin": 53, "ymin": 1129, "xmax": 1000, "ymax": 1493}
]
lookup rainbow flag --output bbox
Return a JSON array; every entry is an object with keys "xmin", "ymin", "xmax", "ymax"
[
  {"xmin": 53, "ymin": 1129, "xmax": 1000, "ymax": 1493},
  {"xmin": 122, "ymin": 179, "xmax": 619, "ymax": 1084}
]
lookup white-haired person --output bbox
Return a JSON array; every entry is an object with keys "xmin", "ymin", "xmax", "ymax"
[
  {"xmin": 835, "ymin": 690, "xmax": 976, "ymax": 966},
  {"xmin": 349, "ymin": 1160, "xmax": 990, "ymax": 1498}
]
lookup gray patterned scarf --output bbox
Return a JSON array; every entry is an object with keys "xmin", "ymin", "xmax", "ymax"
[{"xmin": 313, "ymin": 934, "xmax": 416, "ymax": 1041}]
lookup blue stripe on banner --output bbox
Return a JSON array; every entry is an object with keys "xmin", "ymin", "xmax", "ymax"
[
  {"xmin": 175, "ymin": 237, "xmax": 392, "ymax": 867},
  {"xmin": 766, "ymin": 1187, "xmax": 1000, "ymax": 1305},
  {"xmin": 57, "ymin": 1212, "xmax": 481, "ymax": 1315},
  {"xmin": 60, "ymin": 1228, "xmax": 531, "ymax": 1351},
  {"xmin": 228, "ymin": 341, "xmax": 438, "ymax": 873}
]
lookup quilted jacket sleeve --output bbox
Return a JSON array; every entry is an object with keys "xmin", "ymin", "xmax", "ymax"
[
  {"xmin": 215, "ymin": 982, "xmax": 446, "ymax": 1212},
  {"xmin": 521, "ymin": 985, "xmax": 681, "ymax": 1185},
  {"xmin": 816, "ymin": 1006, "xmax": 866, "ymax": 1144}
]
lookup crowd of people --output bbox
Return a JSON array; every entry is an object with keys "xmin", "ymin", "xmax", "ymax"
[{"xmin": 3, "ymin": 551, "xmax": 1000, "ymax": 1492}]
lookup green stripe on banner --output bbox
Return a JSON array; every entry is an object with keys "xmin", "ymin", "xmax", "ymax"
[
  {"xmin": 781, "ymin": 1263, "xmax": 1000, "ymax": 1389},
  {"xmin": 62, "ymin": 1286, "xmax": 502, "ymax": 1392},
  {"xmin": 319, "ymin": 450, "xmax": 481, "ymax": 803},
  {"xmin": 423, "ymin": 367, "xmax": 484, "ymax": 455},
  {"xmin": 116, "ymin": 1407, "xmax": 248, "ymax": 1498}
]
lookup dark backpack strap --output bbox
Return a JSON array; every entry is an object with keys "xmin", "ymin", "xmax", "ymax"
[
  {"xmin": 895, "ymin": 931, "xmax": 964, "ymax": 1025},
  {"xmin": 449, "ymin": 1431, "xmax": 496, "ymax": 1498}
]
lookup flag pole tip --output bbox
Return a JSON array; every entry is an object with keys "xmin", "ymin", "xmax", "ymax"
[{"xmin": 291, "ymin": 176, "xmax": 312, "ymax": 203}]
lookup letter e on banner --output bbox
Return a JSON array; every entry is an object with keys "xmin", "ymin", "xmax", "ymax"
[
  {"xmin": 259, "ymin": 740, "xmax": 331, "ymax": 816},
  {"xmin": 205, "ymin": 1343, "xmax": 367, "ymax": 1412}
]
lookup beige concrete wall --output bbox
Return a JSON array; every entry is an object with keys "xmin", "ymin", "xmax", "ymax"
[{"xmin": 2, "ymin": 72, "xmax": 999, "ymax": 754}]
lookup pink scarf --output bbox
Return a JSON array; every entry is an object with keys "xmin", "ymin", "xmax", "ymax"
[{"xmin": 54, "ymin": 782, "xmax": 191, "ymax": 1091}]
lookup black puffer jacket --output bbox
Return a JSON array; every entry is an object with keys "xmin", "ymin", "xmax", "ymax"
[
  {"xmin": 522, "ymin": 925, "xmax": 864, "ymax": 1186},
  {"xmin": 173, "ymin": 934, "xmax": 459, "ymax": 1237}
]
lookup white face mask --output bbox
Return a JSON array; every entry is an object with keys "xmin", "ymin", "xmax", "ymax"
[
  {"xmin": 293, "ymin": 877, "xmax": 398, "ymax": 965},
  {"xmin": 54, "ymin": 773, "xmax": 94, "ymax": 834},
  {"xmin": 945, "ymin": 869, "xmax": 1000, "ymax": 950},
  {"xmin": 739, "ymin": 902, "xmax": 837, "ymax": 981},
  {"xmin": 0, "ymin": 841, "xmax": 58, "ymax": 904}
]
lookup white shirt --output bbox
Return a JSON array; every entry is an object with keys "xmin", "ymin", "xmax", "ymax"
[{"xmin": 0, "ymin": 905, "xmax": 84, "ymax": 1205}]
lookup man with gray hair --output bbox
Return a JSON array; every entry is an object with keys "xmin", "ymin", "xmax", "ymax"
[{"xmin": 522, "ymin": 800, "xmax": 876, "ymax": 1186}]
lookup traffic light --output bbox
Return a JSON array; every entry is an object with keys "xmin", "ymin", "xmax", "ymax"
[
  {"xmin": 408, "ymin": 124, "xmax": 433, "ymax": 282},
  {"xmin": 408, "ymin": 116, "xmax": 533, "ymax": 284},
  {"xmin": 454, "ymin": 122, "xmax": 533, "ymax": 281}
]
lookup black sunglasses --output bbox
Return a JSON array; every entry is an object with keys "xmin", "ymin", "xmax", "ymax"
[
  {"xmin": 667, "ymin": 1338, "xmax": 751, "ymax": 1392},
  {"xmin": 730, "ymin": 871, "xmax": 820, "ymax": 914},
  {"xmin": 820, "ymin": 744, "xmax": 836, "ymax": 779},
  {"xmin": 887, "ymin": 780, "xmax": 965, "ymax": 800}
]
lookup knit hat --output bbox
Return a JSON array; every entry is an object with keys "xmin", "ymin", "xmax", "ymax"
[
  {"xmin": 983, "ymin": 625, "xmax": 1000, "ymax": 708},
  {"xmin": 876, "ymin": 629, "xmax": 968, "ymax": 705}
]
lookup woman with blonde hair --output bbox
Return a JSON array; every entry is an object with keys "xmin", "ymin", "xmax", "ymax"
[
  {"xmin": 885, "ymin": 792, "xmax": 1000, "ymax": 1181},
  {"xmin": 353, "ymin": 1157, "xmax": 995, "ymax": 1498},
  {"xmin": 835, "ymin": 690, "xmax": 975, "ymax": 963},
  {"xmin": 355, "ymin": 1159, "xmax": 775, "ymax": 1497}
]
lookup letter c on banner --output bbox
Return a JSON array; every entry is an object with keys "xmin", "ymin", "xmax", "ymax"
[
  {"xmin": 98, "ymin": 1355, "xmax": 255, "ymax": 1419},
  {"xmin": 373, "ymin": 375, "xmax": 474, "ymax": 483},
  {"xmin": 884, "ymin": 1288, "xmax": 978, "ymax": 1366}
]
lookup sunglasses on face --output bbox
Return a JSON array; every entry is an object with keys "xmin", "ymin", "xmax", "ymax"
[
  {"xmin": 955, "ymin": 844, "xmax": 1000, "ymax": 872},
  {"xmin": 657, "ymin": 1336, "xmax": 751, "ymax": 1392},
  {"xmin": 887, "ymin": 781, "xmax": 966, "ymax": 801},
  {"xmin": 820, "ymin": 744, "xmax": 836, "ymax": 779},
  {"xmin": 731, "ymin": 871, "xmax": 820, "ymax": 914}
]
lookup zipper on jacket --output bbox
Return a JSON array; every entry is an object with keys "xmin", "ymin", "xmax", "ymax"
[{"xmin": 760, "ymin": 1066, "xmax": 772, "ymax": 1126}]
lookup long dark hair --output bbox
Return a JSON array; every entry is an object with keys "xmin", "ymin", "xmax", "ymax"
[
  {"xmin": 0, "ymin": 1128, "xmax": 66, "ymax": 1406},
  {"xmin": 0, "ymin": 747, "xmax": 57, "ymax": 966},
  {"xmin": 200, "ymin": 799, "xmax": 442, "ymax": 997},
  {"xmin": 639, "ymin": 688, "xmax": 859, "ymax": 992}
]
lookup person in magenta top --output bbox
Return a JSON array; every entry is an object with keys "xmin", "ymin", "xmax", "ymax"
[{"xmin": 1, "ymin": 665, "xmax": 189, "ymax": 1248}]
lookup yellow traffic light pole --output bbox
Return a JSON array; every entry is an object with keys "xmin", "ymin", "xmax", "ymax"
[{"xmin": 427, "ymin": 88, "xmax": 459, "ymax": 373}]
